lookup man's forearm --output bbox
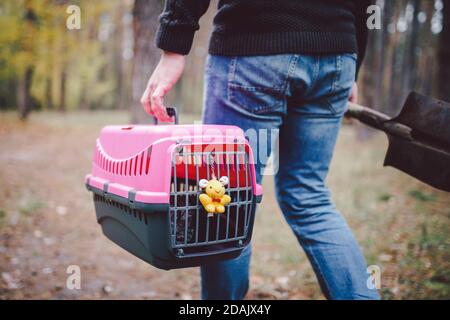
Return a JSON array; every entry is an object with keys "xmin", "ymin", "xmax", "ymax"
[{"xmin": 156, "ymin": 0, "xmax": 211, "ymax": 55}]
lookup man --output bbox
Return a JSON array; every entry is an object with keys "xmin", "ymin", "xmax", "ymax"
[{"xmin": 141, "ymin": 0, "xmax": 379, "ymax": 300}]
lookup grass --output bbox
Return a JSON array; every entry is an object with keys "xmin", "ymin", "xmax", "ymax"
[
  {"xmin": 0, "ymin": 208, "xmax": 6, "ymax": 226},
  {"xmin": 0, "ymin": 110, "xmax": 449, "ymax": 300},
  {"xmin": 408, "ymin": 189, "xmax": 438, "ymax": 203}
]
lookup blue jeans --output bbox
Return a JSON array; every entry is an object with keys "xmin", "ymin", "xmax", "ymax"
[{"xmin": 201, "ymin": 54, "xmax": 380, "ymax": 300}]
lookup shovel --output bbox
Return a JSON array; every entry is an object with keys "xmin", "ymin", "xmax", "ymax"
[{"xmin": 346, "ymin": 91, "xmax": 450, "ymax": 192}]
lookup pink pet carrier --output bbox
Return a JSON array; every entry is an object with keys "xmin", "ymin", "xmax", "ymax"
[{"xmin": 85, "ymin": 108, "xmax": 263, "ymax": 270}]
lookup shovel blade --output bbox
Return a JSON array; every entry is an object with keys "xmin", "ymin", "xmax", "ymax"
[
  {"xmin": 348, "ymin": 92, "xmax": 450, "ymax": 192},
  {"xmin": 385, "ymin": 135, "xmax": 450, "ymax": 192},
  {"xmin": 393, "ymin": 92, "xmax": 450, "ymax": 148}
]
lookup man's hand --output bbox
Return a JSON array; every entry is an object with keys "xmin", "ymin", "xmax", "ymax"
[
  {"xmin": 349, "ymin": 83, "xmax": 358, "ymax": 104},
  {"xmin": 141, "ymin": 51, "xmax": 185, "ymax": 122},
  {"xmin": 344, "ymin": 83, "xmax": 358, "ymax": 123}
]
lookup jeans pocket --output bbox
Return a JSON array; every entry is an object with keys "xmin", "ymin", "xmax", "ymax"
[
  {"xmin": 227, "ymin": 55, "xmax": 292, "ymax": 115},
  {"xmin": 325, "ymin": 54, "xmax": 357, "ymax": 115},
  {"xmin": 228, "ymin": 84, "xmax": 285, "ymax": 114}
]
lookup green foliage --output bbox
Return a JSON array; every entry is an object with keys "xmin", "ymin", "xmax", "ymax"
[
  {"xmin": 400, "ymin": 220, "xmax": 450, "ymax": 299},
  {"xmin": 378, "ymin": 192, "xmax": 393, "ymax": 202},
  {"xmin": 0, "ymin": 0, "xmax": 130, "ymax": 112},
  {"xmin": 409, "ymin": 189, "xmax": 437, "ymax": 203},
  {"xmin": 18, "ymin": 197, "xmax": 44, "ymax": 217},
  {"xmin": 0, "ymin": 208, "xmax": 6, "ymax": 226}
]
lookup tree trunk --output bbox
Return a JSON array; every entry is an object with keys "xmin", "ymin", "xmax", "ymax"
[
  {"xmin": 59, "ymin": 70, "xmax": 67, "ymax": 111},
  {"xmin": 408, "ymin": 0, "xmax": 420, "ymax": 91},
  {"xmin": 17, "ymin": 66, "xmax": 34, "ymax": 120},
  {"xmin": 131, "ymin": 0, "xmax": 164, "ymax": 123},
  {"xmin": 17, "ymin": 2, "xmax": 37, "ymax": 120},
  {"xmin": 45, "ymin": 77, "xmax": 53, "ymax": 110},
  {"xmin": 438, "ymin": 1, "xmax": 450, "ymax": 102},
  {"xmin": 114, "ymin": 2, "xmax": 127, "ymax": 110}
]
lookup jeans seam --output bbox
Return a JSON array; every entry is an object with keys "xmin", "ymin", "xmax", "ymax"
[
  {"xmin": 227, "ymin": 56, "xmax": 238, "ymax": 102},
  {"xmin": 303, "ymin": 56, "xmax": 321, "ymax": 98},
  {"xmin": 313, "ymin": 56, "xmax": 321, "ymax": 86},
  {"xmin": 283, "ymin": 54, "xmax": 299, "ymax": 95},
  {"xmin": 325, "ymin": 55, "xmax": 342, "ymax": 115},
  {"xmin": 228, "ymin": 83, "xmax": 284, "ymax": 93},
  {"xmin": 333, "ymin": 55, "xmax": 342, "ymax": 92}
]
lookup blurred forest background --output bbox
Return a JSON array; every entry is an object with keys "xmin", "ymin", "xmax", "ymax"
[
  {"xmin": 0, "ymin": 0, "xmax": 449, "ymax": 119},
  {"xmin": 0, "ymin": 0, "xmax": 449, "ymax": 300}
]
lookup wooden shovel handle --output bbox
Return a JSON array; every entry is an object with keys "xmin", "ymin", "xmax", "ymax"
[
  {"xmin": 346, "ymin": 102, "xmax": 412, "ymax": 139},
  {"xmin": 346, "ymin": 102, "xmax": 391, "ymax": 131}
]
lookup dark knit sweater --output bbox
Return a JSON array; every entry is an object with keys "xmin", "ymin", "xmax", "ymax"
[{"xmin": 156, "ymin": 0, "xmax": 371, "ymax": 79}]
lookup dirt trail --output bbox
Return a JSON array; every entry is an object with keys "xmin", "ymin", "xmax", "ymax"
[
  {"xmin": 0, "ymin": 114, "xmax": 203, "ymax": 299},
  {"xmin": 0, "ymin": 112, "xmax": 305, "ymax": 300},
  {"xmin": 1, "ymin": 112, "xmax": 449, "ymax": 300}
]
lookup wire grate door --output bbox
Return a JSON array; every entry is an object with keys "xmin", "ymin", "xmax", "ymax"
[{"xmin": 169, "ymin": 144, "xmax": 254, "ymax": 254}]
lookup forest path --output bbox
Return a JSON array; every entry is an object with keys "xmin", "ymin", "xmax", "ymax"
[{"xmin": 1, "ymin": 111, "xmax": 449, "ymax": 299}]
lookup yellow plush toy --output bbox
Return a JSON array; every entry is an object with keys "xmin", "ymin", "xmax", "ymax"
[{"xmin": 199, "ymin": 176, "xmax": 231, "ymax": 215}]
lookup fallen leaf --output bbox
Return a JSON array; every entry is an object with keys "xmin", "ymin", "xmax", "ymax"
[
  {"xmin": 56, "ymin": 206, "xmax": 67, "ymax": 216},
  {"xmin": 2, "ymin": 272, "xmax": 21, "ymax": 289}
]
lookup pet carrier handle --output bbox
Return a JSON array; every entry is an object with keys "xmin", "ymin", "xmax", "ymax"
[{"xmin": 154, "ymin": 107, "xmax": 179, "ymax": 125}]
